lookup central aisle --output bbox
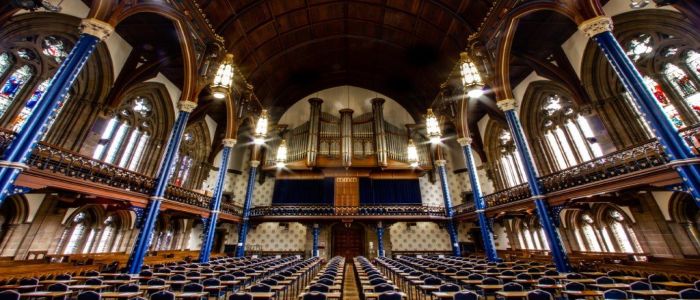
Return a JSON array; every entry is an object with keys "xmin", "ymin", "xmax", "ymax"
[{"xmin": 343, "ymin": 261, "xmax": 360, "ymax": 300}]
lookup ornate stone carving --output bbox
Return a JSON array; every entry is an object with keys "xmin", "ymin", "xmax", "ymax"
[
  {"xmin": 178, "ymin": 100, "xmax": 198, "ymax": 113},
  {"xmin": 250, "ymin": 160, "xmax": 260, "ymax": 168},
  {"xmin": 457, "ymin": 137, "xmax": 472, "ymax": 146},
  {"xmin": 434, "ymin": 159, "xmax": 447, "ymax": 167},
  {"xmin": 222, "ymin": 138, "xmax": 237, "ymax": 147},
  {"xmin": 496, "ymin": 99, "xmax": 517, "ymax": 112},
  {"xmin": 579, "ymin": 16, "xmax": 614, "ymax": 38},
  {"xmin": 80, "ymin": 18, "xmax": 114, "ymax": 41}
]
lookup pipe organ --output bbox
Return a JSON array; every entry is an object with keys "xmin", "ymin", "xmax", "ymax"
[{"xmin": 264, "ymin": 98, "xmax": 432, "ymax": 169}]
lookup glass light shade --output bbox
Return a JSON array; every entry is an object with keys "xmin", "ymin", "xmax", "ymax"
[
  {"xmin": 460, "ymin": 52, "xmax": 484, "ymax": 88},
  {"xmin": 425, "ymin": 108, "xmax": 441, "ymax": 144},
  {"xmin": 407, "ymin": 139, "xmax": 419, "ymax": 168},
  {"xmin": 276, "ymin": 139, "xmax": 287, "ymax": 168},
  {"xmin": 211, "ymin": 53, "xmax": 234, "ymax": 97},
  {"xmin": 254, "ymin": 109, "xmax": 268, "ymax": 144},
  {"xmin": 629, "ymin": 0, "xmax": 650, "ymax": 8}
]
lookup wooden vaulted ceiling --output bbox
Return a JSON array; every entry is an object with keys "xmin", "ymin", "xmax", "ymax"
[{"xmin": 198, "ymin": 0, "xmax": 494, "ymax": 118}]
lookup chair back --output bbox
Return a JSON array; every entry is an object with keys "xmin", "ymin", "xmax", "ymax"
[
  {"xmin": 309, "ymin": 283, "xmax": 330, "ymax": 293},
  {"xmin": 147, "ymin": 279, "xmax": 166, "ymax": 286},
  {"xmin": 150, "ymin": 291, "xmax": 175, "ymax": 300},
  {"xmin": 565, "ymin": 282, "xmax": 585, "ymax": 291},
  {"xmin": 629, "ymin": 281, "xmax": 651, "ymax": 290},
  {"xmin": 77, "ymin": 291, "xmax": 101, "ymax": 300},
  {"xmin": 0, "ymin": 290, "xmax": 20, "ymax": 300},
  {"xmin": 516, "ymin": 273, "xmax": 532, "ymax": 280},
  {"xmin": 85, "ymin": 278, "xmax": 103, "ymax": 285},
  {"xmin": 527, "ymin": 289, "xmax": 553, "ymax": 300},
  {"xmin": 453, "ymin": 291, "xmax": 479, "ymax": 300},
  {"xmin": 202, "ymin": 278, "xmax": 220, "ymax": 286},
  {"xmin": 455, "ymin": 270, "xmax": 470, "ymax": 276},
  {"xmin": 503, "ymin": 282, "xmax": 524, "ymax": 291},
  {"xmin": 19, "ymin": 278, "xmax": 38, "ymax": 285},
  {"xmin": 482, "ymin": 277, "xmax": 500, "ymax": 285},
  {"xmin": 317, "ymin": 278, "xmax": 334, "ymax": 285},
  {"xmin": 603, "ymin": 289, "xmax": 628, "ymax": 300},
  {"xmin": 260, "ymin": 279, "xmax": 277, "ymax": 286},
  {"xmin": 249, "ymin": 284, "xmax": 271, "ymax": 292},
  {"xmin": 377, "ymin": 291, "xmax": 402, "ymax": 300},
  {"xmin": 596, "ymin": 277, "xmax": 615, "ymax": 284},
  {"xmin": 55, "ymin": 274, "xmax": 71, "ymax": 280},
  {"xmin": 118, "ymin": 284, "xmax": 139, "ymax": 293},
  {"xmin": 369, "ymin": 278, "xmax": 387, "ymax": 285},
  {"xmin": 538, "ymin": 277, "xmax": 556, "ymax": 285},
  {"xmin": 373, "ymin": 283, "xmax": 395, "ymax": 292},
  {"xmin": 182, "ymin": 283, "xmax": 204, "ymax": 293},
  {"xmin": 467, "ymin": 274, "xmax": 484, "ymax": 280},
  {"xmin": 439, "ymin": 283, "xmax": 460, "ymax": 292},
  {"xmin": 48, "ymin": 283, "xmax": 69, "ymax": 292},
  {"xmin": 424, "ymin": 277, "xmax": 442, "ymax": 285},
  {"xmin": 301, "ymin": 292, "xmax": 327, "ymax": 300},
  {"xmin": 696, "ymin": 280, "xmax": 700, "ymax": 290},
  {"xmin": 679, "ymin": 288, "xmax": 700, "ymax": 299}
]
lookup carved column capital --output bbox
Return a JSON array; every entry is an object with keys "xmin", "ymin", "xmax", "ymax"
[
  {"xmin": 222, "ymin": 139, "xmax": 237, "ymax": 147},
  {"xmin": 249, "ymin": 160, "xmax": 260, "ymax": 168},
  {"xmin": 457, "ymin": 137, "xmax": 472, "ymax": 146},
  {"xmin": 80, "ymin": 18, "xmax": 114, "ymax": 41},
  {"xmin": 178, "ymin": 101, "xmax": 198, "ymax": 112},
  {"xmin": 435, "ymin": 159, "xmax": 447, "ymax": 167},
  {"xmin": 579, "ymin": 16, "xmax": 613, "ymax": 38},
  {"xmin": 496, "ymin": 99, "xmax": 517, "ymax": 112}
]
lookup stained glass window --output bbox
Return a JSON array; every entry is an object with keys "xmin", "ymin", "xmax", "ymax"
[
  {"xmin": 626, "ymin": 34, "xmax": 653, "ymax": 61},
  {"xmin": 96, "ymin": 216, "xmax": 115, "ymax": 253},
  {"xmin": 0, "ymin": 65, "xmax": 33, "ymax": 119},
  {"xmin": 640, "ymin": 76, "xmax": 684, "ymax": 128},
  {"xmin": 41, "ymin": 36, "xmax": 68, "ymax": 63},
  {"xmin": 133, "ymin": 96, "xmax": 151, "ymax": 117},
  {"xmin": 16, "ymin": 49, "xmax": 35, "ymax": 61},
  {"xmin": 543, "ymin": 95, "xmax": 562, "ymax": 115},
  {"xmin": 664, "ymin": 63, "xmax": 698, "ymax": 97},
  {"xmin": 63, "ymin": 212, "xmax": 87, "ymax": 254},
  {"xmin": 0, "ymin": 53, "xmax": 12, "ymax": 79},
  {"xmin": 10, "ymin": 79, "xmax": 68, "ymax": 132},
  {"xmin": 688, "ymin": 51, "xmax": 700, "ymax": 78},
  {"xmin": 174, "ymin": 155, "xmax": 193, "ymax": 187},
  {"xmin": 580, "ymin": 214, "xmax": 602, "ymax": 252}
]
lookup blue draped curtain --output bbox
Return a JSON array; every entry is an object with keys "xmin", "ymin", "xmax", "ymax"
[
  {"xmin": 272, "ymin": 179, "xmax": 331, "ymax": 205},
  {"xmin": 359, "ymin": 179, "xmax": 422, "ymax": 205}
]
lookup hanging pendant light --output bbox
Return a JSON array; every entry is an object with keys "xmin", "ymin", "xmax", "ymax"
[
  {"xmin": 211, "ymin": 54, "xmax": 235, "ymax": 99},
  {"xmin": 460, "ymin": 52, "xmax": 485, "ymax": 98},
  {"xmin": 407, "ymin": 139, "xmax": 419, "ymax": 168},
  {"xmin": 629, "ymin": 0, "xmax": 650, "ymax": 8},
  {"xmin": 253, "ymin": 109, "xmax": 268, "ymax": 145},
  {"xmin": 275, "ymin": 139, "xmax": 287, "ymax": 168},
  {"xmin": 426, "ymin": 108, "xmax": 441, "ymax": 144}
]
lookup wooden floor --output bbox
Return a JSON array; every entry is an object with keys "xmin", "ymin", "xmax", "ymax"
[{"xmin": 343, "ymin": 262, "xmax": 359, "ymax": 300}]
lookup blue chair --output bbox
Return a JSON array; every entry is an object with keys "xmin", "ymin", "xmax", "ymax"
[
  {"xmin": 565, "ymin": 282, "xmax": 585, "ymax": 291},
  {"xmin": 17, "ymin": 278, "xmax": 38, "ymax": 293},
  {"xmin": 454, "ymin": 290, "xmax": 479, "ymax": 300},
  {"xmin": 377, "ymin": 291, "xmax": 402, "ymax": 300},
  {"xmin": 147, "ymin": 278, "xmax": 166, "ymax": 286},
  {"xmin": 309, "ymin": 284, "xmax": 330, "ymax": 293},
  {"xmin": 150, "ymin": 291, "xmax": 175, "ymax": 300},
  {"xmin": 596, "ymin": 277, "xmax": 615, "ymax": 284},
  {"xmin": 373, "ymin": 283, "xmax": 395, "ymax": 292},
  {"xmin": 503, "ymin": 282, "xmax": 524, "ymax": 291},
  {"xmin": 85, "ymin": 278, "xmax": 103, "ymax": 286},
  {"xmin": 679, "ymin": 288, "xmax": 700, "ymax": 299},
  {"xmin": 203, "ymin": 278, "xmax": 225, "ymax": 298},
  {"xmin": 249, "ymin": 284, "xmax": 271, "ymax": 293},
  {"xmin": 55, "ymin": 274, "xmax": 71, "ymax": 281},
  {"xmin": 424, "ymin": 277, "xmax": 442, "ymax": 285},
  {"xmin": 695, "ymin": 280, "xmax": 700, "ymax": 290},
  {"xmin": 369, "ymin": 278, "xmax": 387, "ymax": 285},
  {"xmin": 629, "ymin": 281, "xmax": 651, "ymax": 291},
  {"xmin": 439, "ymin": 283, "xmax": 460, "ymax": 292},
  {"xmin": 527, "ymin": 289, "xmax": 553, "ymax": 300},
  {"xmin": 648, "ymin": 274, "xmax": 669, "ymax": 290},
  {"xmin": 183, "ymin": 283, "xmax": 204, "ymax": 293},
  {"xmin": 603, "ymin": 289, "xmax": 628, "ymax": 300},
  {"xmin": 301, "ymin": 292, "xmax": 326, "ymax": 300},
  {"xmin": 118, "ymin": 284, "xmax": 139, "ymax": 293},
  {"xmin": 77, "ymin": 291, "xmax": 101, "ymax": 300},
  {"xmin": 228, "ymin": 292, "xmax": 253, "ymax": 300},
  {"xmin": 0, "ymin": 290, "xmax": 20, "ymax": 300}
]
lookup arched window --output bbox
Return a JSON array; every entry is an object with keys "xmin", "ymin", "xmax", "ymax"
[
  {"xmin": 606, "ymin": 209, "xmax": 642, "ymax": 253},
  {"xmin": 620, "ymin": 28, "xmax": 700, "ymax": 127},
  {"xmin": 10, "ymin": 79, "xmax": 69, "ymax": 132},
  {"xmin": 169, "ymin": 123, "xmax": 211, "ymax": 190},
  {"xmin": 60, "ymin": 212, "xmax": 93, "ymax": 254},
  {"xmin": 0, "ymin": 65, "xmax": 34, "ymax": 119},
  {"xmin": 96, "ymin": 216, "xmax": 116, "ymax": 253},
  {"xmin": 578, "ymin": 213, "xmax": 603, "ymax": 252},
  {"xmin": 540, "ymin": 94, "xmax": 603, "ymax": 170},
  {"xmin": 497, "ymin": 130, "xmax": 527, "ymax": 188},
  {"xmin": 93, "ymin": 96, "xmax": 152, "ymax": 170},
  {"xmin": 0, "ymin": 52, "xmax": 13, "ymax": 78}
]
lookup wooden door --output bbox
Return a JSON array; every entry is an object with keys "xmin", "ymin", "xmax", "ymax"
[
  {"xmin": 335, "ymin": 177, "xmax": 359, "ymax": 214},
  {"xmin": 332, "ymin": 224, "xmax": 364, "ymax": 260}
]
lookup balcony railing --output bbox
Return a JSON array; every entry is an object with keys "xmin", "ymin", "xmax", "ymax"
[
  {"xmin": 0, "ymin": 131, "xmax": 243, "ymax": 217},
  {"xmin": 455, "ymin": 125, "xmax": 700, "ymax": 215},
  {"xmin": 249, "ymin": 205, "xmax": 447, "ymax": 217}
]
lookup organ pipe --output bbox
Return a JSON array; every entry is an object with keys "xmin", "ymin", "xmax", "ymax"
[
  {"xmin": 306, "ymin": 98, "xmax": 322, "ymax": 166},
  {"xmin": 372, "ymin": 98, "xmax": 388, "ymax": 166},
  {"xmin": 340, "ymin": 109, "xmax": 354, "ymax": 167}
]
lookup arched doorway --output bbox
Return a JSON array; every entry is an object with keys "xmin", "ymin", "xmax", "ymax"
[{"xmin": 332, "ymin": 223, "xmax": 365, "ymax": 260}]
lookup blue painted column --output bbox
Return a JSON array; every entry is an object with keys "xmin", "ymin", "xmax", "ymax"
[
  {"xmin": 435, "ymin": 160, "xmax": 462, "ymax": 257},
  {"xmin": 497, "ymin": 99, "xmax": 571, "ymax": 272},
  {"xmin": 312, "ymin": 224, "xmax": 320, "ymax": 257},
  {"xmin": 580, "ymin": 16, "xmax": 700, "ymax": 205},
  {"xmin": 0, "ymin": 19, "xmax": 113, "ymax": 202},
  {"xmin": 235, "ymin": 160, "xmax": 259, "ymax": 257},
  {"xmin": 126, "ymin": 101, "xmax": 197, "ymax": 274},
  {"xmin": 199, "ymin": 138, "xmax": 236, "ymax": 262},
  {"xmin": 457, "ymin": 137, "xmax": 499, "ymax": 262},
  {"xmin": 376, "ymin": 221, "xmax": 385, "ymax": 257}
]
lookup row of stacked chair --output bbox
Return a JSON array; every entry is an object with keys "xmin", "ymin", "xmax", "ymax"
[
  {"xmin": 298, "ymin": 256, "xmax": 345, "ymax": 300},
  {"xmin": 354, "ymin": 256, "xmax": 405, "ymax": 300}
]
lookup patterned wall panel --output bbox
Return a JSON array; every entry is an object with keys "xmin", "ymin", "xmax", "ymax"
[
  {"xmin": 419, "ymin": 176, "xmax": 443, "ymax": 207},
  {"xmin": 389, "ymin": 222, "xmax": 451, "ymax": 251},
  {"xmin": 246, "ymin": 222, "xmax": 307, "ymax": 251},
  {"xmin": 419, "ymin": 159, "xmax": 470, "ymax": 207}
]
